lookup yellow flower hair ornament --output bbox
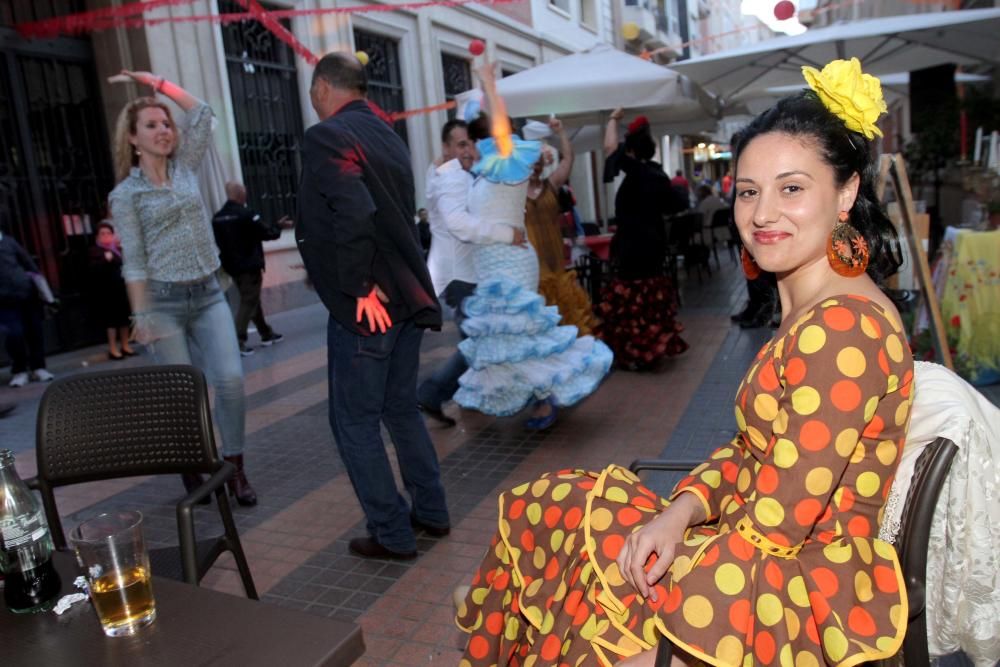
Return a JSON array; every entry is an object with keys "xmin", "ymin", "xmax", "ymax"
[{"xmin": 802, "ymin": 58, "xmax": 887, "ymax": 139}]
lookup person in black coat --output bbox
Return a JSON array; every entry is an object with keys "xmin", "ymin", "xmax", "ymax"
[
  {"xmin": 88, "ymin": 221, "xmax": 135, "ymax": 360},
  {"xmin": 0, "ymin": 224, "xmax": 53, "ymax": 386},
  {"xmin": 212, "ymin": 182, "xmax": 292, "ymax": 355},
  {"xmin": 296, "ymin": 52, "xmax": 448, "ymax": 561}
]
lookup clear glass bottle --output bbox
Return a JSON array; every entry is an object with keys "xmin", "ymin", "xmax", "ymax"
[{"xmin": 0, "ymin": 449, "xmax": 61, "ymax": 613}]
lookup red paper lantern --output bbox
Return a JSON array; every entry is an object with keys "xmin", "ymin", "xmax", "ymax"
[
  {"xmin": 773, "ymin": 0, "xmax": 795, "ymax": 21},
  {"xmin": 468, "ymin": 39, "xmax": 485, "ymax": 56}
]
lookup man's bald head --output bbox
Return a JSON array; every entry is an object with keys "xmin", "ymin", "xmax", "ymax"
[
  {"xmin": 312, "ymin": 52, "xmax": 367, "ymax": 95},
  {"xmin": 310, "ymin": 52, "xmax": 368, "ymax": 120},
  {"xmin": 225, "ymin": 182, "xmax": 247, "ymax": 204}
]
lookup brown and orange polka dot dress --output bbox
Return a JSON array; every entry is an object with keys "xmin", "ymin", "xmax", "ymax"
[{"xmin": 456, "ymin": 295, "xmax": 914, "ymax": 666}]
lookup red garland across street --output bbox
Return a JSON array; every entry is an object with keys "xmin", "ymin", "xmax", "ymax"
[
  {"xmin": 15, "ymin": 0, "xmax": 520, "ymax": 121},
  {"xmin": 16, "ymin": 0, "xmax": 527, "ymax": 40}
]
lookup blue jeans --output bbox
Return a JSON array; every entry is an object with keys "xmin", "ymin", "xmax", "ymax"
[
  {"xmin": 328, "ymin": 316, "xmax": 449, "ymax": 553},
  {"xmin": 416, "ymin": 280, "xmax": 475, "ymax": 410},
  {"xmin": 147, "ymin": 276, "xmax": 246, "ymax": 457}
]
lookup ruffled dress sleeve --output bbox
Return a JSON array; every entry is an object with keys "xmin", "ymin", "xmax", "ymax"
[{"xmin": 473, "ymin": 136, "xmax": 542, "ymax": 185}]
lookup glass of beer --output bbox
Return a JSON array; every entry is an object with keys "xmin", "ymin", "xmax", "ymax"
[{"xmin": 70, "ymin": 511, "xmax": 156, "ymax": 637}]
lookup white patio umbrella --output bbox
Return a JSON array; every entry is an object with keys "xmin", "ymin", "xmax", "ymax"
[
  {"xmin": 490, "ymin": 43, "xmax": 719, "ymax": 131},
  {"xmin": 669, "ymin": 8, "xmax": 1000, "ymax": 108}
]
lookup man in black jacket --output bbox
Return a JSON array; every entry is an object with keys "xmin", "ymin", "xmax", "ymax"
[
  {"xmin": 212, "ymin": 182, "xmax": 291, "ymax": 356},
  {"xmin": 296, "ymin": 52, "xmax": 448, "ymax": 560}
]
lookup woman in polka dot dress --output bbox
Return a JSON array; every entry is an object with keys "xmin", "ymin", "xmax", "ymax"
[{"xmin": 456, "ymin": 59, "xmax": 914, "ymax": 666}]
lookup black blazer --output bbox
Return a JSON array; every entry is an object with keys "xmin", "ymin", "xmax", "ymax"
[{"xmin": 296, "ymin": 100, "xmax": 441, "ymax": 335}]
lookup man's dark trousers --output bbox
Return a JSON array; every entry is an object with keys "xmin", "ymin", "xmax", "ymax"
[
  {"xmin": 233, "ymin": 271, "xmax": 273, "ymax": 343},
  {"xmin": 0, "ymin": 298, "xmax": 46, "ymax": 373},
  {"xmin": 416, "ymin": 280, "xmax": 475, "ymax": 411},
  {"xmin": 328, "ymin": 316, "xmax": 449, "ymax": 554}
]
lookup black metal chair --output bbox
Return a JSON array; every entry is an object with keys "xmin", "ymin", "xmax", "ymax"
[
  {"xmin": 709, "ymin": 207, "xmax": 738, "ymax": 267},
  {"xmin": 575, "ymin": 252, "xmax": 611, "ymax": 307},
  {"xmin": 30, "ymin": 364, "xmax": 258, "ymax": 599},
  {"xmin": 631, "ymin": 436, "xmax": 959, "ymax": 666},
  {"xmin": 665, "ymin": 211, "xmax": 711, "ymax": 283}
]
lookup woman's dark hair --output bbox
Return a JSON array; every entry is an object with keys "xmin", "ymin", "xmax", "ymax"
[
  {"xmin": 96, "ymin": 221, "xmax": 115, "ymax": 234},
  {"xmin": 467, "ymin": 114, "xmax": 491, "ymax": 142},
  {"xmin": 732, "ymin": 90, "xmax": 902, "ymax": 283},
  {"xmin": 624, "ymin": 122, "xmax": 656, "ymax": 161}
]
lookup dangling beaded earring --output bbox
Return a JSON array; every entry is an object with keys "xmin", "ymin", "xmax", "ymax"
[
  {"xmin": 741, "ymin": 247, "xmax": 761, "ymax": 280},
  {"xmin": 827, "ymin": 211, "xmax": 869, "ymax": 277}
]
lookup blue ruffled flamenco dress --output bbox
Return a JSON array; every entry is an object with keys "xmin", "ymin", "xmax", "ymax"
[{"xmin": 453, "ymin": 137, "xmax": 613, "ymax": 417}]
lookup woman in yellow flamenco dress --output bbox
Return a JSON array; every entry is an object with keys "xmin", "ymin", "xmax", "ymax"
[
  {"xmin": 524, "ymin": 117, "xmax": 599, "ymax": 337},
  {"xmin": 456, "ymin": 58, "xmax": 914, "ymax": 666}
]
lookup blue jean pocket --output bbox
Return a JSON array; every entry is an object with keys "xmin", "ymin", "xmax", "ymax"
[{"xmin": 356, "ymin": 327, "xmax": 399, "ymax": 360}]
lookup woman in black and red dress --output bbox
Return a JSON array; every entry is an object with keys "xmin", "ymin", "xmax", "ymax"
[
  {"xmin": 88, "ymin": 221, "xmax": 134, "ymax": 360},
  {"xmin": 595, "ymin": 111, "xmax": 688, "ymax": 370}
]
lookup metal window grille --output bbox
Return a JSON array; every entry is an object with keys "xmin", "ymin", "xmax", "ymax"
[
  {"xmin": 353, "ymin": 29, "xmax": 408, "ymax": 145},
  {"xmin": 440, "ymin": 52, "xmax": 471, "ymax": 120},
  {"xmin": 0, "ymin": 20, "xmax": 114, "ymax": 352},
  {"xmin": 218, "ymin": 0, "xmax": 304, "ymax": 225}
]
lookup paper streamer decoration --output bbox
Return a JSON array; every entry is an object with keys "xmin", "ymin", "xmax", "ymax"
[
  {"xmin": 234, "ymin": 0, "xmax": 318, "ymax": 65},
  {"xmin": 16, "ymin": 0, "xmax": 528, "ymax": 39}
]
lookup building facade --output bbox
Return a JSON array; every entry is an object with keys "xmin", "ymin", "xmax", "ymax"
[{"xmin": 2, "ymin": 0, "xmax": 618, "ymax": 353}]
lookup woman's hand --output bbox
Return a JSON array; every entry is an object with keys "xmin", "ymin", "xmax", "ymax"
[
  {"xmin": 475, "ymin": 60, "xmax": 497, "ymax": 89},
  {"xmin": 616, "ymin": 508, "xmax": 687, "ymax": 601},
  {"xmin": 130, "ymin": 313, "xmax": 160, "ymax": 346},
  {"xmin": 548, "ymin": 117, "xmax": 564, "ymax": 134},
  {"xmin": 109, "ymin": 69, "xmax": 161, "ymax": 91},
  {"xmin": 609, "ymin": 107, "xmax": 625, "ymax": 121}
]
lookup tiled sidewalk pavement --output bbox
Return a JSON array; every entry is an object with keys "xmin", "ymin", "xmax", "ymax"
[
  {"xmin": 0, "ymin": 258, "xmax": 755, "ymax": 665},
  {"xmin": 4, "ymin": 255, "xmax": 989, "ymax": 665}
]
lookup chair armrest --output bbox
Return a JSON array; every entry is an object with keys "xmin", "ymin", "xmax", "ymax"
[
  {"xmin": 654, "ymin": 637, "xmax": 673, "ymax": 667},
  {"xmin": 629, "ymin": 459, "xmax": 703, "ymax": 474},
  {"xmin": 178, "ymin": 463, "xmax": 233, "ymax": 509},
  {"xmin": 906, "ymin": 577, "xmax": 925, "ymax": 619},
  {"xmin": 177, "ymin": 461, "xmax": 235, "ymax": 584}
]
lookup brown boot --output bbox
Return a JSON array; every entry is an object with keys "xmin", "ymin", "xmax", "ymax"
[
  {"xmin": 181, "ymin": 472, "xmax": 211, "ymax": 505},
  {"xmin": 223, "ymin": 455, "xmax": 258, "ymax": 507}
]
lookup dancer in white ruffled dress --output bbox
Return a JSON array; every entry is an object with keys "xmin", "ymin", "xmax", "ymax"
[{"xmin": 452, "ymin": 65, "xmax": 612, "ymax": 427}]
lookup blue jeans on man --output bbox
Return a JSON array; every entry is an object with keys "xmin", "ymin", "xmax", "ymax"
[
  {"xmin": 328, "ymin": 316, "xmax": 450, "ymax": 555},
  {"xmin": 416, "ymin": 280, "xmax": 475, "ymax": 412}
]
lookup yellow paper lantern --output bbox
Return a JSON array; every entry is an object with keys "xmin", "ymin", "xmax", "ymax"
[
  {"xmin": 355, "ymin": 50, "xmax": 369, "ymax": 66},
  {"xmin": 622, "ymin": 22, "xmax": 640, "ymax": 41}
]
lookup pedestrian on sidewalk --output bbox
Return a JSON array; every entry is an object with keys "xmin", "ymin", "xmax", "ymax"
[
  {"xmin": 88, "ymin": 220, "xmax": 136, "ymax": 360},
  {"xmin": 0, "ymin": 222, "xmax": 54, "ymax": 387},
  {"xmin": 212, "ymin": 181, "xmax": 292, "ymax": 356},
  {"xmin": 297, "ymin": 52, "xmax": 449, "ymax": 560},
  {"xmin": 107, "ymin": 69, "xmax": 257, "ymax": 507}
]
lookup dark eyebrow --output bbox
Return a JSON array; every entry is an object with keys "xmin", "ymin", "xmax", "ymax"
[
  {"xmin": 734, "ymin": 177, "xmax": 756, "ymax": 184},
  {"xmin": 776, "ymin": 170, "xmax": 814, "ymax": 181}
]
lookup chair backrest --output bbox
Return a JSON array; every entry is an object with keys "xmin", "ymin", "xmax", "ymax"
[
  {"xmin": 895, "ymin": 437, "xmax": 958, "ymax": 612},
  {"xmin": 665, "ymin": 212, "xmax": 701, "ymax": 247},
  {"xmin": 710, "ymin": 207, "xmax": 732, "ymax": 228},
  {"xmin": 36, "ymin": 365, "xmax": 221, "ymax": 487}
]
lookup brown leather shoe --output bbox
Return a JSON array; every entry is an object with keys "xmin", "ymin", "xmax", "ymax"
[
  {"xmin": 348, "ymin": 537, "xmax": 417, "ymax": 560},
  {"xmin": 223, "ymin": 455, "xmax": 258, "ymax": 507},
  {"xmin": 410, "ymin": 515, "xmax": 450, "ymax": 537},
  {"xmin": 417, "ymin": 402, "xmax": 457, "ymax": 427}
]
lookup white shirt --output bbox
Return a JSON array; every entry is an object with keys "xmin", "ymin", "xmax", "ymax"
[{"xmin": 424, "ymin": 159, "xmax": 514, "ymax": 296}]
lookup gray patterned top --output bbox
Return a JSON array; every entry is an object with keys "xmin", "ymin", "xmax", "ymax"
[{"xmin": 109, "ymin": 102, "xmax": 219, "ymax": 283}]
